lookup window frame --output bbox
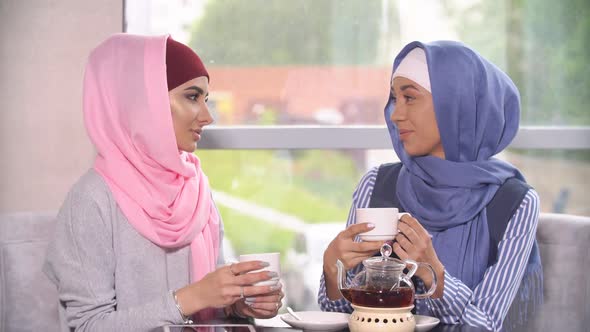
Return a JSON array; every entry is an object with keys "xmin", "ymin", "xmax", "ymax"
[{"xmin": 198, "ymin": 125, "xmax": 590, "ymax": 150}]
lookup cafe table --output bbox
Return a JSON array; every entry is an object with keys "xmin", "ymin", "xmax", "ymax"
[{"xmin": 161, "ymin": 316, "xmax": 492, "ymax": 332}]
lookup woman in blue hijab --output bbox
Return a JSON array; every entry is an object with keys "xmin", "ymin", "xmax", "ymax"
[{"xmin": 319, "ymin": 41, "xmax": 542, "ymax": 331}]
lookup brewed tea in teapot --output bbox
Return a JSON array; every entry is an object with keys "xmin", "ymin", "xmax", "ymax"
[{"xmin": 337, "ymin": 254, "xmax": 437, "ymax": 308}]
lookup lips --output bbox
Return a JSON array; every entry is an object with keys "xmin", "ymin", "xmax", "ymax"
[
  {"xmin": 398, "ymin": 129, "xmax": 413, "ymax": 140},
  {"xmin": 190, "ymin": 129, "xmax": 202, "ymax": 141}
]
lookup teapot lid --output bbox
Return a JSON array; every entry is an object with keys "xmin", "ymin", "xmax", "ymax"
[{"xmin": 363, "ymin": 256, "xmax": 406, "ymax": 271}]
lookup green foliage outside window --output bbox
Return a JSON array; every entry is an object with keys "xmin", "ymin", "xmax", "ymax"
[
  {"xmin": 190, "ymin": 0, "xmax": 396, "ymax": 65},
  {"xmin": 442, "ymin": 0, "xmax": 590, "ymax": 126},
  {"xmin": 197, "ymin": 149, "xmax": 359, "ymax": 255}
]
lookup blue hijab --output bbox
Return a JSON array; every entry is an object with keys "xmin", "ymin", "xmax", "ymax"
[{"xmin": 385, "ymin": 41, "xmax": 524, "ymax": 289}]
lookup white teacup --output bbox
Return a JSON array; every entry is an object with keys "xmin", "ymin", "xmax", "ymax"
[
  {"xmin": 238, "ymin": 252, "xmax": 280, "ymax": 286},
  {"xmin": 356, "ymin": 207, "xmax": 410, "ymax": 241}
]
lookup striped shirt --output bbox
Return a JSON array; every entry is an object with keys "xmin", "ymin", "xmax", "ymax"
[{"xmin": 318, "ymin": 167, "xmax": 540, "ymax": 331}]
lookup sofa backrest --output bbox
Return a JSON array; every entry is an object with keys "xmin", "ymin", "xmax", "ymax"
[
  {"xmin": 0, "ymin": 211, "xmax": 60, "ymax": 332},
  {"xmin": 530, "ymin": 212, "xmax": 590, "ymax": 331}
]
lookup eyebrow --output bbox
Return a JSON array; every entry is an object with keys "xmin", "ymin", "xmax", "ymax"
[
  {"xmin": 391, "ymin": 84, "xmax": 420, "ymax": 94},
  {"xmin": 400, "ymin": 84, "xmax": 419, "ymax": 91},
  {"xmin": 184, "ymin": 86, "xmax": 209, "ymax": 97}
]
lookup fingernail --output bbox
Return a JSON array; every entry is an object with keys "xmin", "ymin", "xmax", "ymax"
[
  {"xmin": 270, "ymin": 284, "xmax": 281, "ymax": 291},
  {"xmin": 259, "ymin": 261, "xmax": 270, "ymax": 268},
  {"xmin": 267, "ymin": 271, "xmax": 279, "ymax": 278},
  {"xmin": 367, "ymin": 223, "xmax": 375, "ymax": 229}
]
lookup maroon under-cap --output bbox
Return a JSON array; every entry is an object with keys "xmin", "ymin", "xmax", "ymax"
[{"xmin": 165, "ymin": 37, "xmax": 209, "ymax": 91}]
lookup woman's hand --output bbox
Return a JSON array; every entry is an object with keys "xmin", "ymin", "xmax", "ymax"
[
  {"xmin": 323, "ymin": 223, "xmax": 383, "ymax": 300},
  {"xmin": 393, "ymin": 215, "xmax": 445, "ymax": 298},
  {"xmin": 232, "ymin": 284, "xmax": 284, "ymax": 319},
  {"xmin": 175, "ymin": 261, "xmax": 279, "ymax": 316}
]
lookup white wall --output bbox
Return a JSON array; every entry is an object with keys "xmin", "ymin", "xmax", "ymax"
[{"xmin": 0, "ymin": 0, "xmax": 123, "ymax": 212}]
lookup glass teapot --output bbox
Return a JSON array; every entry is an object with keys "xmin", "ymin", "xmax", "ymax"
[{"xmin": 337, "ymin": 249, "xmax": 437, "ymax": 308}]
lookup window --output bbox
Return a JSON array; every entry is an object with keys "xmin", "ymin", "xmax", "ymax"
[{"xmin": 126, "ymin": 0, "xmax": 590, "ymax": 310}]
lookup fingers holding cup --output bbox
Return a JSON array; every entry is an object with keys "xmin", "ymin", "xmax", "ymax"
[{"xmin": 239, "ymin": 252, "xmax": 281, "ymax": 302}]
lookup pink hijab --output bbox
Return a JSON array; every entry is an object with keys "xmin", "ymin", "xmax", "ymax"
[{"xmin": 82, "ymin": 33, "xmax": 220, "ymax": 314}]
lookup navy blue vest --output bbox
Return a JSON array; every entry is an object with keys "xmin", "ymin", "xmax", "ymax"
[{"xmin": 369, "ymin": 163, "xmax": 542, "ymax": 330}]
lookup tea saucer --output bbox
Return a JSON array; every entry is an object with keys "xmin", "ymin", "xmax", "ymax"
[
  {"xmin": 280, "ymin": 311, "xmax": 349, "ymax": 331},
  {"xmin": 415, "ymin": 315, "xmax": 440, "ymax": 332}
]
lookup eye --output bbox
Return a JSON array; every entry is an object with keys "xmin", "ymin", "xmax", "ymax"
[
  {"xmin": 187, "ymin": 93, "xmax": 201, "ymax": 102},
  {"xmin": 404, "ymin": 95, "xmax": 415, "ymax": 103}
]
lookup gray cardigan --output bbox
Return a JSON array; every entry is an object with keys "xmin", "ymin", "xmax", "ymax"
[{"xmin": 43, "ymin": 169, "xmax": 226, "ymax": 332}]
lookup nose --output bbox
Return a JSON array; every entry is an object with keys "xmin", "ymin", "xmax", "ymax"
[
  {"xmin": 390, "ymin": 99, "xmax": 406, "ymax": 123},
  {"xmin": 199, "ymin": 100, "xmax": 214, "ymax": 126}
]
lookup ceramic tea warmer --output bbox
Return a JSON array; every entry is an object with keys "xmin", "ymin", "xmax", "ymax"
[{"xmin": 337, "ymin": 246, "xmax": 437, "ymax": 332}]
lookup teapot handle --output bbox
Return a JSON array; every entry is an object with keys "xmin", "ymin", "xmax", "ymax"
[
  {"xmin": 404, "ymin": 260, "xmax": 437, "ymax": 300},
  {"xmin": 408, "ymin": 261, "xmax": 437, "ymax": 300}
]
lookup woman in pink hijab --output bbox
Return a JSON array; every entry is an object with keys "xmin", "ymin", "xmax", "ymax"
[{"xmin": 44, "ymin": 33, "xmax": 283, "ymax": 331}]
